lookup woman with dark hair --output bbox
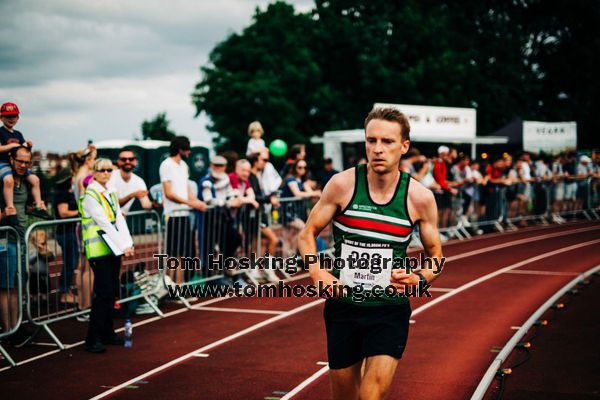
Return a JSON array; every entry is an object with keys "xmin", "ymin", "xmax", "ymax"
[
  {"xmin": 280, "ymin": 159, "xmax": 321, "ymax": 231},
  {"xmin": 281, "ymin": 160, "xmax": 320, "ymax": 200}
]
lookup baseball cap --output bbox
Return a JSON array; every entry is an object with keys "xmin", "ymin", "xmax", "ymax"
[
  {"xmin": 579, "ymin": 155, "xmax": 591, "ymax": 163},
  {"xmin": 1, "ymin": 102, "xmax": 20, "ymax": 116},
  {"xmin": 211, "ymin": 155, "xmax": 227, "ymax": 165},
  {"xmin": 437, "ymin": 145, "xmax": 450, "ymax": 155}
]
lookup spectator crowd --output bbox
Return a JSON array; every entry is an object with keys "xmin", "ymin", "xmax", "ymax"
[{"xmin": 401, "ymin": 146, "xmax": 599, "ymax": 238}]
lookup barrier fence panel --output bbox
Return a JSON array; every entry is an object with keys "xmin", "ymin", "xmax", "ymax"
[
  {"xmin": 24, "ymin": 210, "xmax": 163, "ymax": 349},
  {"xmin": 441, "ymin": 177, "xmax": 600, "ymax": 237},
  {"xmin": 118, "ymin": 210, "xmax": 163, "ymax": 317},
  {"xmin": 161, "ymin": 204, "xmax": 263, "ymax": 306},
  {"xmin": 234, "ymin": 203, "xmax": 264, "ymax": 283},
  {"xmin": 0, "ymin": 226, "xmax": 22, "ymax": 367},
  {"xmin": 25, "ymin": 217, "xmax": 89, "ymax": 349},
  {"xmin": 274, "ymin": 197, "xmax": 309, "ymax": 262}
]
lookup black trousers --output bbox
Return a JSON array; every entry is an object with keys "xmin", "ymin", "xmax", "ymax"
[{"xmin": 86, "ymin": 254, "xmax": 121, "ymax": 345}]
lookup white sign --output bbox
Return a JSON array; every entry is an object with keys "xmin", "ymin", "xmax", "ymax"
[
  {"xmin": 374, "ymin": 103, "xmax": 476, "ymax": 139},
  {"xmin": 523, "ymin": 121, "xmax": 577, "ymax": 155}
]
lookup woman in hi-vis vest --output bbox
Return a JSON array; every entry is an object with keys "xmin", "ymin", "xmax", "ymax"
[{"xmin": 79, "ymin": 158, "xmax": 134, "ymax": 353}]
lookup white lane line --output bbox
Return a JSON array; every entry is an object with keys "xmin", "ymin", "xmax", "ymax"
[
  {"xmin": 89, "ymin": 299, "xmax": 324, "ymax": 400},
  {"xmin": 429, "ymin": 287, "xmax": 455, "ymax": 292},
  {"xmin": 191, "ymin": 353, "xmax": 210, "ymax": 358},
  {"xmin": 443, "ymin": 225, "xmax": 599, "ymax": 263},
  {"xmin": 504, "ymin": 270, "xmax": 580, "ymax": 276},
  {"xmin": 193, "ymin": 306, "xmax": 284, "ymax": 315},
  {"xmin": 279, "ymin": 237, "xmax": 600, "ymax": 399},
  {"xmin": 279, "ymin": 365, "xmax": 330, "ymax": 400},
  {"xmin": 412, "ymin": 239, "xmax": 600, "ymax": 317}
]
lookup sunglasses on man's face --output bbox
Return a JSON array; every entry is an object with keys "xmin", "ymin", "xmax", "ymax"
[
  {"xmin": 119, "ymin": 157, "xmax": 136, "ymax": 162},
  {"xmin": 95, "ymin": 169, "xmax": 113, "ymax": 173}
]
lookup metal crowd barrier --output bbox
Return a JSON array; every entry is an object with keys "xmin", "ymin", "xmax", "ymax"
[
  {"xmin": 0, "ymin": 226, "xmax": 22, "ymax": 367},
  {"xmin": 118, "ymin": 210, "xmax": 164, "ymax": 316},
  {"xmin": 23, "ymin": 210, "xmax": 162, "ymax": 349},
  {"xmin": 432, "ymin": 176, "xmax": 599, "ymax": 240},
  {"xmin": 273, "ymin": 197, "xmax": 310, "ymax": 259},
  {"xmin": 271, "ymin": 197, "xmax": 334, "ymax": 269},
  {"xmin": 160, "ymin": 203, "xmax": 264, "ymax": 306}
]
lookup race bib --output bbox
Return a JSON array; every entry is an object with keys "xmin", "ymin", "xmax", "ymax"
[{"xmin": 339, "ymin": 242, "xmax": 393, "ymax": 290}]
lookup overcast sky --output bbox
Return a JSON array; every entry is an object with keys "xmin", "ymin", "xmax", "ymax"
[{"xmin": 0, "ymin": 0, "xmax": 313, "ymax": 153}]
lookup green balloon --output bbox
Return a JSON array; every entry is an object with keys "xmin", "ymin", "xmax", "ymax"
[{"xmin": 269, "ymin": 139, "xmax": 288, "ymax": 157}]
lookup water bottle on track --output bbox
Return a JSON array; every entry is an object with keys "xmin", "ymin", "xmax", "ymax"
[{"xmin": 124, "ymin": 319, "xmax": 133, "ymax": 348}]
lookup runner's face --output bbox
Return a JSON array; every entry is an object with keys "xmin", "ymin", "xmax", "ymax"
[{"xmin": 365, "ymin": 119, "xmax": 409, "ymax": 174}]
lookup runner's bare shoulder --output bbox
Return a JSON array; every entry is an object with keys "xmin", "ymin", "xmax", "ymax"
[
  {"xmin": 322, "ymin": 167, "xmax": 355, "ymax": 211},
  {"xmin": 406, "ymin": 176, "xmax": 436, "ymax": 223}
]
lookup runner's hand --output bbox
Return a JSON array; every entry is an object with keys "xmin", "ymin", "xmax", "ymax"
[
  {"xmin": 390, "ymin": 270, "xmax": 419, "ymax": 292},
  {"xmin": 311, "ymin": 270, "xmax": 342, "ymax": 298},
  {"xmin": 124, "ymin": 247, "xmax": 135, "ymax": 257}
]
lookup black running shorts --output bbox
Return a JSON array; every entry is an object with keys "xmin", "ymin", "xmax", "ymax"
[{"xmin": 323, "ymin": 299, "xmax": 412, "ymax": 369}]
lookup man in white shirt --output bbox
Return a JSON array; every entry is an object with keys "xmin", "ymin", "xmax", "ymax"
[
  {"xmin": 257, "ymin": 147, "xmax": 282, "ymax": 196},
  {"xmin": 108, "ymin": 147, "xmax": 152, "ymax": 214},
  {"xmin": 159, "ymin": 136, "xmax": 207, "ymax": 283}
]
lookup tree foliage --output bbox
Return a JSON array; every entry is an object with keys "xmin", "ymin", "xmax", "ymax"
[
  {"xmin": 141, "ymin": 112, "xmax": 176, "ymax": 141},
  {"xmin": 193, "ymin": 0, "xmax": 599, "ymax": 152}
]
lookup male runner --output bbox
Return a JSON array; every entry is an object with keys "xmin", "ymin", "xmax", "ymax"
[{"xmin": 298, "ymin": 107, "xmax": 443, "ymax": 400}]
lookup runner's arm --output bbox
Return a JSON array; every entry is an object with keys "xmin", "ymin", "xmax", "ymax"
[
  {"xmin": 391, "ymin": 185, "xmax": 443, "ymax": 288},
  {"xmin": 416, "ymin": 189, "xmax": 444, "ymax": 284},
  {"xmin": 298, "ymin": 175, "xmax": 343, "ymax": 285}
]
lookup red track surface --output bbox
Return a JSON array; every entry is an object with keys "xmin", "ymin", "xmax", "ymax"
[
  {"xmin": 495, "ymin": 276, "xmax": 600, "ymax": 400},
  {"xmin": 1, "ymin": 221, "xmax": 599, "ymax": 400}
]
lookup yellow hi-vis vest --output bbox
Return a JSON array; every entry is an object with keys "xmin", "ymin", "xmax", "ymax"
[{"xmin": 78, "ymin": 188, "xmax": 119, "ymax": 259}]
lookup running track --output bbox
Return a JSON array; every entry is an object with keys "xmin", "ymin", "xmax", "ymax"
[{"xmin": 1, "ymin": 221, "xmax": 599, "ymax": 399}]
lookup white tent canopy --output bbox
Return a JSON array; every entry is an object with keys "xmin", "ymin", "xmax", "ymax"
[{"xmin": 311, "ymin": 130, "xmax": 508, "ymax": 171}]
